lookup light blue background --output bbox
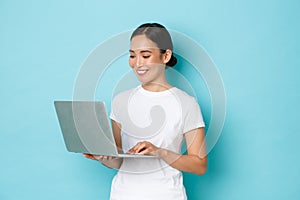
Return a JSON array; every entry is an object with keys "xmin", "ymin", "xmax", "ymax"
[{"xmin": 1, "ymin": 0, "xmax": 299, "ymax": 199}]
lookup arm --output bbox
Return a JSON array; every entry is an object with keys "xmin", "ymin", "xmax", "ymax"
[
  {"xmin": 128, "ymin": 127, "xmax": 207, "ymax": 176},
  {"xmin": 83, "ymin": 120, "xmax": 123, "ymax": 169},
  {"xmin": 160, "ymin": 127, "xmax": 207, "ymax": 175}
]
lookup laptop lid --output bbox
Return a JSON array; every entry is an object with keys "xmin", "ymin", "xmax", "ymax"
[{"xmin": 54, "ymin": 101, "xmax": 120, "ymax": 156}]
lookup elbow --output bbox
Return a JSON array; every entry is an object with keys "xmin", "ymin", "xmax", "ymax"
[
  {"xmin": 194, "ymin": 157, "xmax": 208, "ymax": 176},
  {"xmin": 195, "ymin": 165, "xmax": 207, "ymax": 176}
]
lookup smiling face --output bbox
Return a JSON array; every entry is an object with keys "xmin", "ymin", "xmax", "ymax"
[{"xmin": 129, "ymin": 35, "xmax": 172, "ymax": 86}]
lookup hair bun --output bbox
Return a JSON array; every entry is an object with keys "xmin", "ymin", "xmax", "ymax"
[{"xmin": 166, "ymin": 55, "xmax": 177, "ymax": 67}]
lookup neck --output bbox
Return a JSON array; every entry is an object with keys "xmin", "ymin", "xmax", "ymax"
[{"xmin": 142, "ymin": 81, "xmax": 173, "ymax": 92}]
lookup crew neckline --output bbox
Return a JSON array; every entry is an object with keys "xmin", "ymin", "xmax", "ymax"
[{"xmin": 138, "ymin": 85, "xmax": 177, "ymax": 96}]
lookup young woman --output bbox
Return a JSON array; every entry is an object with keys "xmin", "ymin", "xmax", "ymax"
[{"xmin": 84, "ymin": 23, "xmax": 207, "ymax": 200}]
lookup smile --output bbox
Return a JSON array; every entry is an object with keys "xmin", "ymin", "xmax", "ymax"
[{"xmin": 136, "ymin": 69, "xmax": 149, "ymax": 75}]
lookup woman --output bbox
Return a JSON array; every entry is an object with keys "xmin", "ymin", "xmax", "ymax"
[{"xmin": 84, "ymin": 23, "xmax": 207, "ymax": 200}]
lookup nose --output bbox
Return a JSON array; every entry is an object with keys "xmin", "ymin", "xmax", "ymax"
[{"xmin": 135, "ymin": 56, "xmax": 143, "ymax": 68}]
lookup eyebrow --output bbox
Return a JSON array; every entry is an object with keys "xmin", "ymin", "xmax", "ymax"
[{"xmin": 129, "ymin": 49, "xmax": 153, "ymax": 53}]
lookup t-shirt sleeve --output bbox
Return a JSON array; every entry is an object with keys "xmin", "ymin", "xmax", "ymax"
[
  {"xmin": 109, "ymin": 96, "xmax": 121, "ymax": 124},
  {"xmin": 183, "ymin": 98, "xmax": 205, "ymax": 134}
]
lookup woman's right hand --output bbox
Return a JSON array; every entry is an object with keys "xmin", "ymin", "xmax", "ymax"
[
  {"xmin": 83, "ymin": 153, "xmax": 97, "ymax": 160},
  {"xmin": 83, "ymin": 154, "xmax": 123, "ymax": 169},
  {"xmin": 83, "ymin": 153, "xmax": 123, "ymax": 169},
  {"xmin": 83, "ymin": 153, "xmax": 117, "ymax": 162}
]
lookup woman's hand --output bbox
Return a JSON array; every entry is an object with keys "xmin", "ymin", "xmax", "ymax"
[
  {"xmin": 83, "ymin": 153, "xmax": 97, "ymax": 160},
  {"xmin": 83, "ymin": 153, "xmax": 123, "ymax": 169},
  {"xmin": 128, "ymin": 141, "xmax": 161, "ymax": 156},
  {"xmin": 83, "ymin": 153, "xmax": 116, "ymax": 162}
]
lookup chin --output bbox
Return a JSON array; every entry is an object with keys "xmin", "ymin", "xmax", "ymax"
[
  {"xmin": 136, "ymin": 77, "xmax": 150, "ymax": 84},
  {"xmin": 139, "ymin": 80, "xmax": 150, "ymax": 84}
]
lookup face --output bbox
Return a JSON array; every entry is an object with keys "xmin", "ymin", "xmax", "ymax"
[{"xmin": 129, "ymin": 35, "xmax": 171, "ymax": 84}]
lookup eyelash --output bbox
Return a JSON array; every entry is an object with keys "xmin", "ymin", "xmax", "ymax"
[{"xmin": 129, "ymin": 55, "xmax": 151, "ymax": 59}]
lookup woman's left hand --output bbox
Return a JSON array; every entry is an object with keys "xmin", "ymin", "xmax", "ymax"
[{"xmin": 128, "ymin": 141, "xmax": 161, "ymax": 156}]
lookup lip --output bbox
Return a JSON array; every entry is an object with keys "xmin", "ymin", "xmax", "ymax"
[{"xmin": 136, "ymin": 68, "xmax": 149, "ymax": 76}]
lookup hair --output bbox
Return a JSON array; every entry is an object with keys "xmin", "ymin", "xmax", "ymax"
[{"xmin": 130, "ymin": 23, "xmax": 177, "ymax": 67}]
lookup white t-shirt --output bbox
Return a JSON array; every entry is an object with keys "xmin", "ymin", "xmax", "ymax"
[{"xmin": 109, "ymin": 85, "xmax": 205, "ymax": 200}]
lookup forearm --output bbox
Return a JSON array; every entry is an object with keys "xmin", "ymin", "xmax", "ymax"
[
  {"xmin": 158, "ymin": 149, "xmax": 207, "ymax": 175},
  {"xmin": 100, "ymin": 157, "xmax": 123, "ymax": 169}
]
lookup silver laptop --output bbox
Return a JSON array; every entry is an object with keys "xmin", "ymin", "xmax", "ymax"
[{"xmin": 54, "ymin": 101, "xmax": 154, "ymax": 158}]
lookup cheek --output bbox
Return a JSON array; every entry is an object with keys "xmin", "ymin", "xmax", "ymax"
[
  {"xmin": 128, "ymin": 59, "xmax": 134, "ymax": 68},
  {"xmin": 153, "ymin": 64, "xmax": 166, "ymax": 74}
]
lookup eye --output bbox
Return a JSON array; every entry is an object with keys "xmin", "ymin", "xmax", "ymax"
[
  {"xmin": 129, "ymin": 55, "xmax": 135, "ymax": 59},
  {"xmin": 143, "ymin": 55, "xmax": 150, "ymax": 59}
]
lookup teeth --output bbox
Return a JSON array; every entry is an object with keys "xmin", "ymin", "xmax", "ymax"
[{"xmin": 137, "ymin": 69, "xmax": 148, "ymax": 75}]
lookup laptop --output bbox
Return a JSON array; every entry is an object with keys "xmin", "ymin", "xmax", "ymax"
[{"xmin": 54, "ymin": 101, "xmax": 155, "ymax": 158}]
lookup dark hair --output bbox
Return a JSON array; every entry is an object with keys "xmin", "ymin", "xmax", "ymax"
[{"xmin": 130, "ymin": 23, "xmax": 177, "ymax": 67}]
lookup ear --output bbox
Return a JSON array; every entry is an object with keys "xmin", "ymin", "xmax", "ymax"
[{"xmin": 162, "ymin": 49, "xmax": 172, "ymax": 64}]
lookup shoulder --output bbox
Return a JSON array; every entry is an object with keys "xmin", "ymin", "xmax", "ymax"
[
  {"xmin": 173, "ymin": 88, "xmax": 205, "ymax": 131},
  {"xmin": 172, "ymin": 87, "xmax": 198, "ymax": 106},
  {"xmin": 171, "ymin": 88, "xmax": 203, "ymax": 119}
]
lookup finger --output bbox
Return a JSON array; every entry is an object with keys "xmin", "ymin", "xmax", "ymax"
[
  {"xmin": 128, "ymin": 148, "xmax": 137, "ymax": 153},
  {"xmin": 83, "ymin": 153, "xmax": 91, "ymax": 157},
  {"xmin": 134, "ymin": 143, "xmax": 148, "ymax": 153},
  {"xmin": 107, "ymin": 156, "xmax": 115, "ymax": 160},
  {"xmin": 137, "ymin": 142, "xmax": 152, "ymax": 153},
  {"xmin": 103, "ymin": 156, "xmax": 109, "ymax": 160},
  {"xmin": 97, "ymin": 155, "xmax": 113, "ymax": 161},
  {"xmin": 129, "ymin": 143, "xmax": 141, "ymax": 153},
  {"xmin": 128, "ymin": 141, "xmax": 151, "ymax": 153},
  {"xmin": 139, "ymin": 143, "xmax": 159, "ymax": 155},
  {"xmin": 83, "ymin": 154, "xmax": 96, "ymax": 160},
  {"xmin": 93, "ymin": 155, "xmax": 104, "ymax": 161},
  {"xmin": 137, "ymin": 148, "xmax": 150, "ymax": 155},
  {"xmin": 128, "ymin": 143, "xmax": 141, "ymax": 153},
  {"xmin": 138, "ymin": 144, "xmax": 155, "ymax": 155}
]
